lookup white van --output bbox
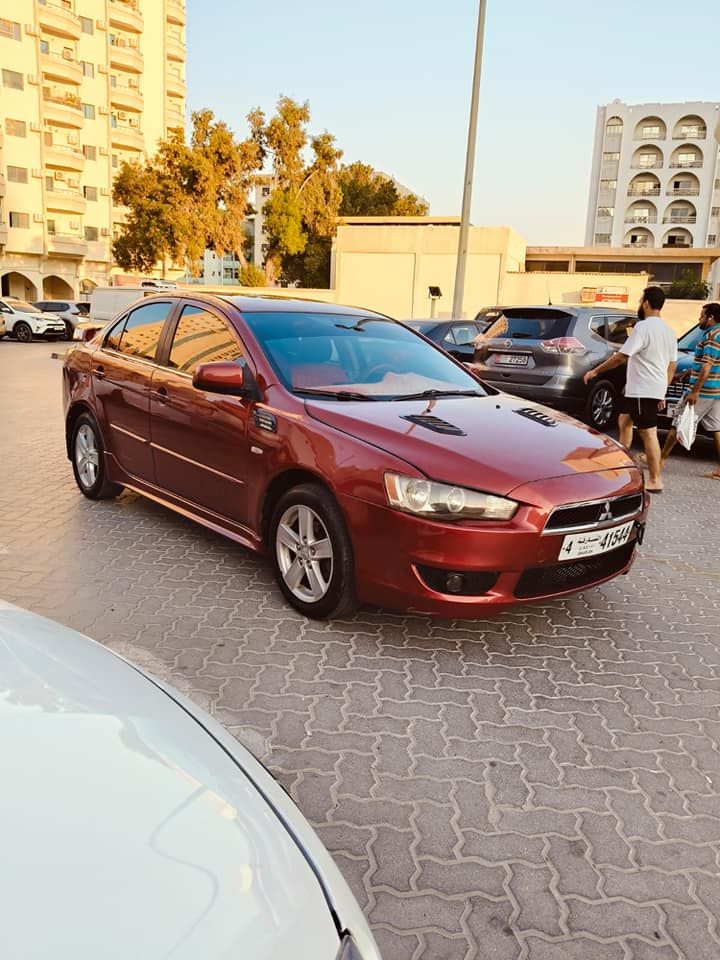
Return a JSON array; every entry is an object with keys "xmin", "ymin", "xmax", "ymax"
[{"xmin": 88, "ymin": 287, "xmax": 155, "ymax": 325}]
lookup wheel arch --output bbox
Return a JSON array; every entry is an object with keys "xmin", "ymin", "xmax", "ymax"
[
  {"xmin": 65, "ymin": 402, "xmax": 95, "ymax": 459},
  {"xmin": 260, "ymin": 468, "xmax": 334, "ymax": 547}
]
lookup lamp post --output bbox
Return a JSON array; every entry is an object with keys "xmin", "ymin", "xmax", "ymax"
[{"xmin": 451, "ymin": 0, "xmax": 488, "ymax": 320}]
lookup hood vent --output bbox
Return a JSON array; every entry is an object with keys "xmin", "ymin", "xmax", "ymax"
[
  {"xmin": 401, "ymin": 414, "xmax": 466, "ymax": 436},
  {"xmin": 513, "ymin": 406, "xmax": 558, "ymax": 428}
]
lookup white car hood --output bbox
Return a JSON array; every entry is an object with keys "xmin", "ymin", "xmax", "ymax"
[{"xmin": 0, "ymin": 603, "xmax": 340, "ymax": 960}]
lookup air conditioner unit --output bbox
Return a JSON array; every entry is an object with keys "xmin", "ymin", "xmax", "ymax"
[
  {"xmin": 117, "ymin": 111, "xmax": 127, "ymax": 120},
  {"xmin": 100, "ymin": 187, "xmax": 109, "ymax": 196},
  {"xmin": 54, "ymin": 171, "xmax": 65, "ymax": 180},
  {"xmin": 99, "ymin": 106, "xmax": 109, "ymax": 115},
  {"xmin": 99, "ymin": 146, "xmax": 108, "ymax": 156},
  {"xmin": 30, "ymin": 122, "xmax": 42, "ymax": 133},
  {"xmin": 33, "ymin": 213, "xmax": 44, "ymax": 223},
  {"xmin": 28, "ymin": 75, "xmax": 40, "ymax": 85},
  {"xmin": 70, "ymin": 220, "xmax": 80, "ymax": 229},
  {"xmin": 95, "ymin": 19, "xmax": 106, "ymax": 29},
  {"xmin": 67, "ymin": 133, "xmax": 79, "ymax": 144},
  {"xmin": 24, "ymin": 24, "xmax": 38, "ymax": 36},
  {"xmin": 98, "ymin": 65, "xmax": 108, "ymax": 74},
  {"xmin": 101, "ymin": 228, "xmax": 110, "ymax": 237},
  {"xmin": 31, "ymin": 169, "xmax": 43, "ymax": 178}
]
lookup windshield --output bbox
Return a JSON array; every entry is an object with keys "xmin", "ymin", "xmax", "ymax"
[
  {"xmin": 677, "ymin": 325, "xmax": 703, "ymax": 352},
  {"xmin": 7, "ymin": 299, "xmax": 41, "ymax": 313},
  {"xmin": 241, "ymin": 310, "xmax": 487, "ymax": 400}
]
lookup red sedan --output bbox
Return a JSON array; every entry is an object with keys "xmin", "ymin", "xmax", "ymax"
[{"xmin": 63, "ymin": 294, "xmax": 648, "ymax": 619}]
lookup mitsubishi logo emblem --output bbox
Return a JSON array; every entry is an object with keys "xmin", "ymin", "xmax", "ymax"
[{"xmin": 599, "ymin": 501, "xmax": 613, "ymax": 522}]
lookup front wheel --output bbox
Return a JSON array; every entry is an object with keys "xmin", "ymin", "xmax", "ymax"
[
  {"xmin": 586, "ymin": 380, "xmax": 617, "ymax": 431},
  {"xmin": 14, "ymin": 322, "xmax": 33, "ymax": 343},
  {"xmin": 71, "ymin": 412, "xmax": 123, "ymax": 500},
  {"xmin": 270, "ymin": 483, "xmax": 358, "ymax": 620}
]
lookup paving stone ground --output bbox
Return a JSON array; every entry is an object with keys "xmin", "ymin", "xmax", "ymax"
[{"xmin": 2, "ymin": 340, "xmax": 720, "ymax": 959}]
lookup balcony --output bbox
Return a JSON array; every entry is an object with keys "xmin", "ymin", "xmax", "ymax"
[
  {"xmin": 37, "ymin": 1, "xmax": 82, "ymax": 40},
  {"xmin": 166, "ymin": 0, "xmax": 186, "ymax": 25},
  {"xmin": 0, "ymin": 173, "xmax": 6, "ymax": 198},
  {"xmin": 663, "ymin": 215, "xmax": 697, "ymax": 224},
  {"xmin": 625, "ymin": 215, "xmax": 657, "ymax": 224},
  {"xmin": 623, "ymin": 240, "xmax": 650, "ymax": 248},
  {"xmin": 663, "ymin": 241, "xmax": 692, "ymax": 248},
  {"xmin": 167, "ymin": 72, "xmax": 185, "ymax": 99},
  {"xmin": 110, "ymin": 83, "xmax": 144, "ymax": 113},
  {"xmin": 44, "ymin": 142, "xmax": 85, "ymax": 172},
  {"xmin": 674, "ymin": 129, "xmax": 707, "ymax": 140},
  {"xmin": 667, "ymin": 186, "xmax": 700, "ymax": 196},
  {"xmin": 631, "ymin": 160, "xmax": 663, "ymax": 169},
  {"xmin": 47, "ymin": 232, "xmax": 88, "ymax": 257},
  {"xmin": 42, "ymin": 91, "xmax": 83, "ymax": 128},
  {"xmin": 109, "ymin": 37, "xmax": 143, "ymax": 73},
  {"xmin": 111, "ymin": 123, "xmax": 145, "ymax": 152},
  {"xmin": 46, "ymin": 187, "xmax": 86, "ymax": 215},
  {"xmin": 40, "ymin": 49, "xmax": 83, "ymax": 86},
  {"xmin": 0, "ymin": 221, "xmax": 7, "ymax": 246},
  {"xmin": 627, "ymin": 186, "xmax": 660, "ymax": 196},
  {"xmin": 166, "ymin": 32, "xmax": 185, "ymax": 61},
  {"xmin": 109, "ymin": 0, "xmax": 143, "ymax": 33},
  {"xmin": 669, "ymin": 160, "xmax": 702, "ymax": 168}
]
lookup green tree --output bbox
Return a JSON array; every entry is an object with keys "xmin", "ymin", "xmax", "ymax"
[
  {"xmin": 666, "ymin": 270, "xmax": 710, "ymax": 300},
  {"xmin": 239, "ymin": 263, "xmax": 267, "ymax": 287},
  {"xmin": 338, "ymin": 161, "xmax": 428, "ymax": 217}
]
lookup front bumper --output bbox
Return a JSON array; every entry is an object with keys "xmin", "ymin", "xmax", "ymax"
[{"xmin": 342, "ymin": 480, "xmax": 648, "ymax": 616}]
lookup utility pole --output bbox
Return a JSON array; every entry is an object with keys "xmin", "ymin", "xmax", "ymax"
[{"xmin": 452, "ymin": 0, "xmax": 488, "ymax": 320}]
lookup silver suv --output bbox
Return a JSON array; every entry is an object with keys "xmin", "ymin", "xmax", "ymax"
[{"xmin": 34, "ymin": 300, "xmax": 90, "ymax": 341}]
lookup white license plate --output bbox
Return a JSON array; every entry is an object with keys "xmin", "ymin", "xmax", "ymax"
[
  {"xmin": 496, "ymin": 354, "xmax": 528, "ymax": 366},
  {"xmin": 559, "ymin": 520, "xmax": 634, "ymax": 560}
]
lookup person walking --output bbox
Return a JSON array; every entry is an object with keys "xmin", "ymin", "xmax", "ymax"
[
  {"xmin": 584, "ymin": 286, "xmax": 677, "ymax": 493},
  {"xmin": 658, "ymin": 301, "xmax": 720, "ymax": 480}
]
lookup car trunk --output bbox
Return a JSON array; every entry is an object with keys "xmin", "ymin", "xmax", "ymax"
[{"xmin": 473, "ymin": 308, "xmax": 577, "ymax": 386}]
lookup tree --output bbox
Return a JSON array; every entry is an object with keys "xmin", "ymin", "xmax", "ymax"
[
  {"xmin": 666, "ymin": 270, "xmax": 710, "ymax": 300},
  {"xmin": 239, "ymin": 263, "xmax": 267, "ymax": 287},
  {"xmin": 338, "ymin": 161, "xmax": 428, "ymax": 217},
  {"xmin": 113, "ymin": 111, "xmax": 261, "ymax": 276}
]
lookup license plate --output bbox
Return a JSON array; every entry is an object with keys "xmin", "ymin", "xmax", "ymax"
[
  {"xmin": 559, "ymin": 520, "xmax": 634, "ymax": 560},
  {"xmin": 496, "ymin": 354, "xmax": 528, "ymax": 366}
]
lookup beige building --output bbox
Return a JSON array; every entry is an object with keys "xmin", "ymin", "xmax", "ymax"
[{"xmin": 0, "ymin": 0, "xmax": 186, "ymax": 301}]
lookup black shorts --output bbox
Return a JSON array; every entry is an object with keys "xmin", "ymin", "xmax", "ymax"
[{"xmin": 620, "ymin": 396, "xmax": 660, "ymax": 430}]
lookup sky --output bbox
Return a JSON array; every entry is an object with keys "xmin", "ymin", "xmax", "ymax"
[{"xmin": 186, "ymin": 0, "xmax": 717, "ymax": 246}]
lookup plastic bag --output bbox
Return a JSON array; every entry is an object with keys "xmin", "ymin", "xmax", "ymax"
[{"xmin": 677, "ymin": 401, "xmax": 697, "ymax": 450}]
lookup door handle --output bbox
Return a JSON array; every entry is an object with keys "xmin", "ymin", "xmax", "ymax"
[
  {"xmin": 94, "ymin": 365, "xmax": 105, "ymax": 380},
  {"xmin": 153, "ymin": 385, "xmax": 168, "ymax": 404}
]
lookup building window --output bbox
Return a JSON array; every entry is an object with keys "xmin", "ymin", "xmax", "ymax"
[
  {"xmin": 596, "ymin": 207, "xmax": 614, "ymax": 218},
  {"xmin": 599, "ymin": 179, "xmax": 617, "ymax": 191},
  {"xmin": 9, "ymin": 212, "xmax": 29, "ymax": 228},
  {"xmin": 112, "ymin": 153, "xmax": 119, "ymax": 168},
  {"xmin": 81, "ymin": 61, "xmax": 95, "ymax": 78},
  {"xmin": 594, "ymin": 233, "xmax": 611, "ymax": 245},
  {"xmin": 712, "ymin": 207, "xmax": 720, "ymax": 218},
  {"xmin": 641, "ymin": 125, "xmax": 661, "ymax": 139},
  {"xmin": 708, "ymin": 235, "xmax": 717, "ymax": 245},
  {"xmin": 5, "ymin": 118, "xmax": 26, "ymax": 137},
  {"xmin": 262, "ymin": 186, "xmax": 271, "ymax": 197},
  {"xmin": 606, "ymin": 123, "xmax": 623, "ymax": 137},
  {"xmin": 83, "ymin": 185, "xmax": 98, "ymax": 201},
  {"xmin": 7, "ymin": 166, "xmax": 28, "ymax": 183},
  {"xmin": 84, "ymin": 225, "xmax": 99, "ymax": 241},
  {"xmin": 47, "ymin": 218, "xmax": 56, "ymax": 235},
  {"xmin": 82, "ymin": 103, "xmax": 95, "ymax": 120},
  {"xmin": 110, "ymin": 114, "xmax": 117, "ymax": 128},
  {"xmin": 602, "ymin": 152, "xmax": 620, "ymax": 162},
  {"xmin": 79, "ymin": 16, "xmax": 93, "ymax": 34},
  {"xmin": 0, "ymin": 18, "xmax": 21, "ymax": 40},
  {"xmin": 2, "ymin": 69, "xmax": 24, "ymax": 90},
  {"xmin": 82, "ymin": 145, "xmax": 97, "ymax": 160}
]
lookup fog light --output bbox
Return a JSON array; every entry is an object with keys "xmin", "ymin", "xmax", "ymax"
[{"xmin": 446, "ymin": 573, "xmax": 464, "ymax": 594}]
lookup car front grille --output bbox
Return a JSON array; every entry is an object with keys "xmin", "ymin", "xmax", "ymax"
[
  {"xmin": 545, "ymin": 493, "xmax": 644, "ymax": 534},
  {"xmin": 515, "ymin": 542, "xmax": 635, "ymax": 599}
]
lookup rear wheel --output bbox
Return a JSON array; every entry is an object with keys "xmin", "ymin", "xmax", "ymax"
[
  {"xmin": 71, "ymin": 412, "xmax": 123, "ymax": 500},
  {"xmin": 14, "ymin": 322, "xmax": 32, "ymax": 343},
  {"xmin": 270, "ymin": 484, "xmax": 358, "ymax": 620},
  {"xmin": 586, "ymin": 380, "xmax": 617, "ymax": 431}
]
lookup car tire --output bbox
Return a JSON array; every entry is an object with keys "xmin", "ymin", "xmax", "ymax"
[
  {"xmin": 71, "ymin": 412, "xmax": 124, "ymax": 500},
  {"xmin": 270, "ymin": 483, "xmax": 358, "ymax": 620},
  {"xmin": 14, "ymin": 322, "xmax": 33, "ymax": 343},
  {"xmin": 586, "ymin": 379, "xmax": 617, "ymax": 431}
]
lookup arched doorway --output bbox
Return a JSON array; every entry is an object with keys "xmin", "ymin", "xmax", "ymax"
[
  {"xmin": 0, "ymin": 272, "xmax": 38, "ymax": 301},
  {"xmin": 43, "ymin": 275, "xmax": 74, "ymax": 299}
]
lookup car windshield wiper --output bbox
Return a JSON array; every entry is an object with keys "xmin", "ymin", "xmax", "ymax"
[
  {"xmin": 294, "ymin": 388, "xmax": 378, "ymax": 401},
  {"xmin": 391, "ymin": 388, "xmax": 484, "ymax": 401}
]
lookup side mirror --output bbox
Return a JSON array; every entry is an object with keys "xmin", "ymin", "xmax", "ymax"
[
  {"xmin": 81, "ymin": 325, "xmax": 102, "ymax": 342},
  {"xmin": 193, "ymin": 359, "xmax": 257, "ymax": 399}
]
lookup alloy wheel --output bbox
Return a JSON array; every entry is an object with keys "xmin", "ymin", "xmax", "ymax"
[
  {"xmin": 592, "ymin": 386, "xmax": 614, "ymax": 427},
  {"xmin": 75, "ymin": 423, "xmax": 100, "ymax": 490},
  {"xmin": 276, "ymin": 504, "xmax": 334, "ymax": 603},
  {"xmin": 15, "ymin": 323, "xmax": 32, "ymax": 343}
]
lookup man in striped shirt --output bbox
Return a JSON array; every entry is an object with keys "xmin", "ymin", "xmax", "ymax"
[{"xmin": 661, "ymin": 302, "xmax": 720, "ymax": 479}]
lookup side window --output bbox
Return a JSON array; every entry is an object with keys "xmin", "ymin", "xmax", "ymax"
[
  {"xmin": 167, "ymin": 304, "xmax": 243, "ymax": 376},
  {"xmin": 450, "ymin": 324, "xmax": 478, "ymax": 346},
  {"xmin": 105, "ymin": 301, "xmax": 171, "ymax": 360},
  {"xmin": 605, "ymin": 315, "xmax": 635, "ymax": 344}
]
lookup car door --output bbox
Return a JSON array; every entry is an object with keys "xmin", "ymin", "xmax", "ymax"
[
  {"xmin": 91, "ymin": 300, "xmax": 174, "ymax": 483},
  {"xmin": 149, "ymin": 301, "xmax": 253, "ymax": 526}
]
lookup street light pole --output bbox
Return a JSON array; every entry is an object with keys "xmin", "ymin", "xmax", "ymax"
[{"xmin": 452, "ymin": 0, "xmax": 488, "ymax": 320}]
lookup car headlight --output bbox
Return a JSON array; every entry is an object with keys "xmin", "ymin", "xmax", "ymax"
[{"xmin": 384, "ymin": 472, "xmax": 518, "ymax": 521}]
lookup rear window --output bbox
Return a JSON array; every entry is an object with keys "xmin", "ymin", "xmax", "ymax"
[{"xmin": 484, "ymin": 309, "xmax": 573, "ymax": 341}]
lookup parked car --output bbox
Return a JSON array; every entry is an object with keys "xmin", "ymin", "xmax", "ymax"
[
  {"xmin": 34, "ymin": 299, "xmax": 90, "ymax": 340},
  {"xmin": 403, "ymin": 318, "xmax": 486, "ymax": 362},
  {"xmin": 89, "ymin": 286, "xmax": 154, "ymax": 324},
  {"xmin": 0, "ymin": 297, "xmax": 66, "ymax": 342},
  {"xmin": 0, "ymin": 312, "xmax": 6, "ymax": 340},
  {"xmin": 64, "ymin": 294, "xmax": 647, "ymax": 619},
  {"xmin": 471, "ymin": 305, "xmax": 637, "ymax": 430},
  {"xmin": 141, "ymin": 278, "xmax": 178, "ymax": 290},
  {"xmin": 0, "ymin": 600, "xmax": 380, "ymax": 960}
]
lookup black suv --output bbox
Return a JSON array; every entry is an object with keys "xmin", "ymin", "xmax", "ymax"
[{"xmin": 471, "ymin": 305, "xmax": 637, "ymax": 430}]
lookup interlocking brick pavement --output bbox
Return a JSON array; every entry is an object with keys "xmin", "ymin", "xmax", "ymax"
[{"xmin": 2, "ymin": 341, "xmax": 720, "ymax": 959}]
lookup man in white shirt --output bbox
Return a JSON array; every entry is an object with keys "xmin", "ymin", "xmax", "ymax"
[{"xmin": 584, "ymin": 286, "xmax": 677, "ymax": 493}]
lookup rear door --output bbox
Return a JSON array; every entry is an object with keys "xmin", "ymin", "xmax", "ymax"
[
  {"xmin": 473, "ymin": 308, "xmax": 576, "ymax": 386},
  {"xmin": 91, "ymin": 300, "xmax": 175, "ymax": 482}
]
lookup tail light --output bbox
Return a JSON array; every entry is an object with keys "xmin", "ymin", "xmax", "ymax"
[{"xmin": 540, "ymin": 337, "xmax": 586, "ymax": 355}]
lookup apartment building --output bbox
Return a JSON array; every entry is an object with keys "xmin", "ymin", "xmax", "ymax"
[
  {"xmin": 0, "ymin": 0, "xmax": 186, "ymax": 301},
  {"xmin": 585, "ymin": 100, "xmax": 720, "ymax": 253}
]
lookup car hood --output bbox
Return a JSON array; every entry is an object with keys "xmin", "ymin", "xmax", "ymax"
[
  {"xmin": 15, "ymin": 310, "xmax": 61, "ymax": 321},
  {"xmin": 0, "ymin": 603, "xmax": 339, "ymax": 960},
  {"xmin": 307, "ymin": 394, "xmax": 636, "ymax": 497}
]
